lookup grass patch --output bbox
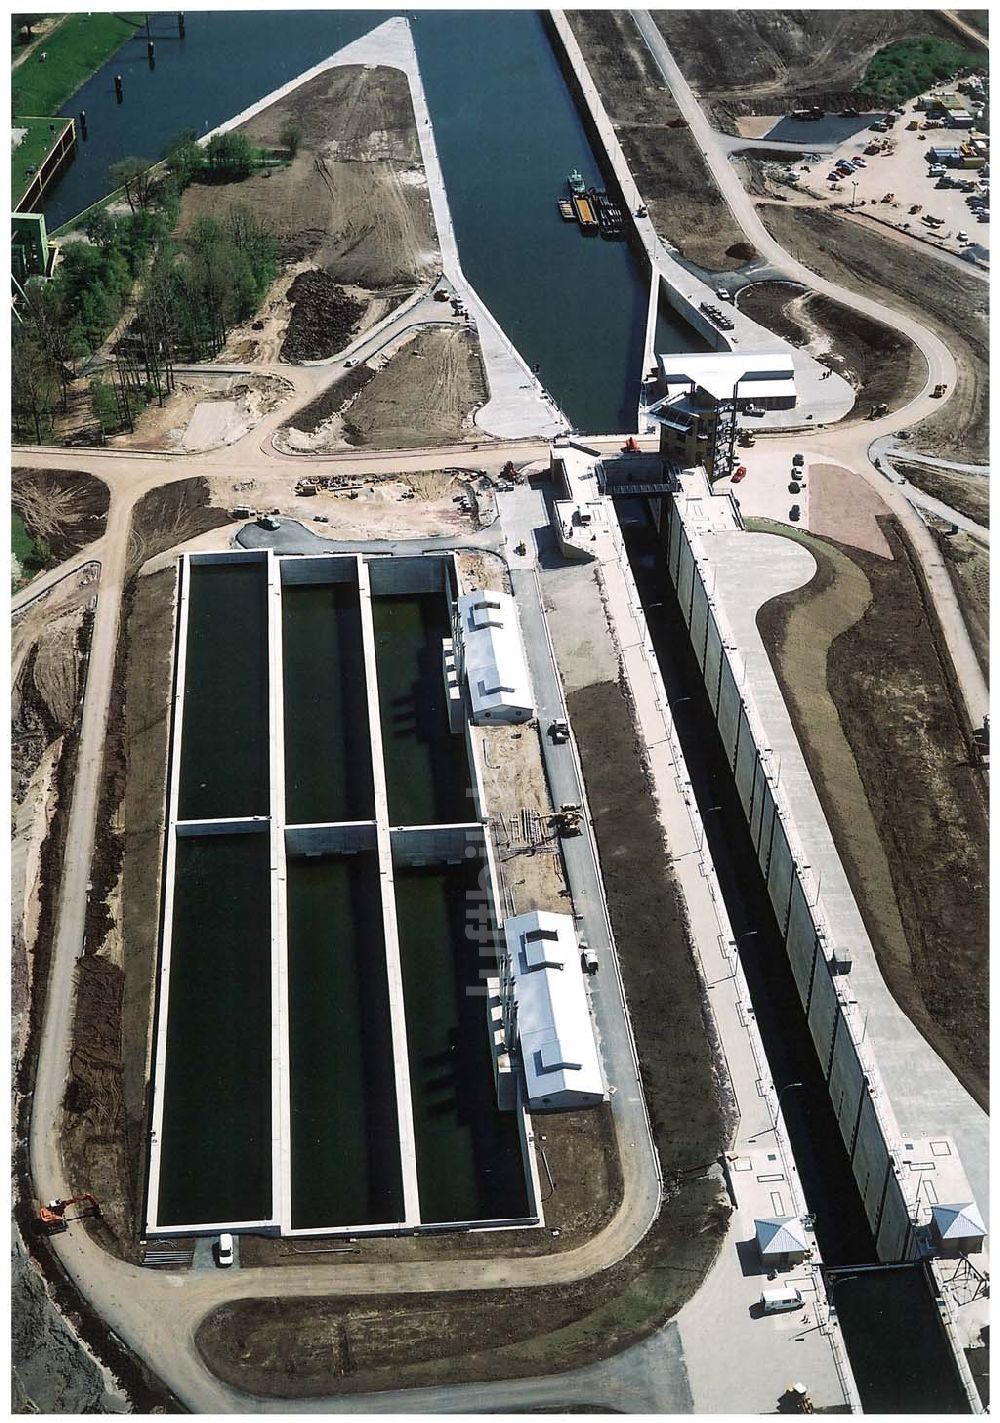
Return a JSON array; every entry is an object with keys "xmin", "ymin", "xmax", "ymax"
[
  {"xmin": 863, "ymin": 37, "xmax": 984, "ymax": 102},
  {"xmin": 11, "ymin": 13, "xmax": 142, "ymax": 116},
  {"xmin": 11, "ymin": 509, "xmax": 49, "ymax": 590},
  {"xmin": 893, "ymin": 461, "xmax": 989, "ymax": 528},
  {"xmin": 11, "ymin": 115, "xmax": 67, "ymax": 207},
  {"xmin": 933, "ymin": 529, "xmax": 989, "ymax": 678}
]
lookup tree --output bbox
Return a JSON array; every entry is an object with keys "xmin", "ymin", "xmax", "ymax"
[
  {"xmin": 108, "ymin": 156, "xmax": 157, "ymax": 213},
  {"xmin": 90, "ymin": 377, "xmax": 120, "ymax": 438},
  {"xmin": 280, "ymin": 120, "xmax": 303, "ymax": 157},
  {"xmin": 205, "ymin": 130, "xmax": 254, "ymax": 180},
  {"xmin": 162, "ymin": 127, "xmax": 205, "ymax": 187},
  {"xmin": 12, "ymin": 333, "xmax": 60, "ymax": 444}
]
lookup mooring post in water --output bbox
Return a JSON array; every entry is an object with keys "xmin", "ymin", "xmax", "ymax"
[
  {"xmin": 79, "ymin": 110, "xmax": 87, "ymax": 140},
  {"xmin": 178, "ymin": 11, "xmax": 185, "ymax": 38},
  {"xmin": 114, "ymin": 73, "xmax": 123, "ymax": 103},
  {"xmin": 148, "ymin": 39, "xmax": 155, "ymax": 68}
]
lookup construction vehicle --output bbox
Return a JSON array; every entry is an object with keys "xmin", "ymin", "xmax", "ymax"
[
  {"xmin": 36, "ymin": 1194, "xmax": 101, "ymax": 1234},
  {"xmin": 738, "ymin": 428, "xmax": 756, "ymax": 447},
  {"xmin": 932, "ymin": 383, "xmax": 948, "ymax": 397},
  {"xmin": 552, "ymin": 803, "xmax": 583, "ymax": 837},
  {"xmin": 621, "ymin": 435, "xmax": 640, "ymax": 453},
  {"xmin": 868, "ymin": 402, "xmax": 889, "ymax": 419},
  {"xmin": 549, "ymin": 718, "xmax": 570, "ymax": 744}
]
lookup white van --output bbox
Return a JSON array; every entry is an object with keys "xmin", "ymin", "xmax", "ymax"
[{"xmin": 760, "ymin": 1286, "xmax": 803, "ymax": 1314}]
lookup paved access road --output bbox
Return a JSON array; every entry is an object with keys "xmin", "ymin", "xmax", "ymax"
[{"xmin": 630, "ymin": 9, "xmax": 988, "ymax": 729}]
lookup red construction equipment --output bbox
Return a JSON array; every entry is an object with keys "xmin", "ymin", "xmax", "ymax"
[
  {"xmin": 621, "ymin": 436, "xmax": 640, "ymax": 453},
  {"xmin": 36, "ymin": 1194, "xmax": 101, "ymax": 1234}
]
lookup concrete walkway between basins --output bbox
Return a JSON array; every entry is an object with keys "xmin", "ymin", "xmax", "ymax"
[{"xmin": 202, "ymin": 15, "xmax": 568, "ymax": 442}]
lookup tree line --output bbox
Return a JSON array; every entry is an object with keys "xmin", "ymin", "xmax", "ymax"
[{"xmin": 12, "ymin": 125, "xmax": 288, "ymax": 443}]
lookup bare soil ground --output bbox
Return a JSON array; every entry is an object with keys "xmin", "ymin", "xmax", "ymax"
[
  {"xmin": 178, "ymin": 64, "xmax": 436, "ymax": 293},
  {"xmin": 566, "ymin": 11, "xmax": 754, "ymax": 272},
  {"xmin": 127, "ymin": 477, "xmax": 231, "ymax": 577},
  {"xmin": 12, "ymin": 468, "xmax": 110, "ymax": 569},
  {"xmin": 126, "ymin": 372, "xmax": 294, "ymax": 454},
  {"xmin": 480, "ymin": 721, "xmax": 570, "ymax": 917},
  {"xmin": 893, "ymin": 459, "xmax": 990, "ymax": 528},
  {"xmin": 931, "ymin": 528, "xmax": 989, "ymax": 678},
  {"xmin": 808, "ymin": 461, "xmax": 893, "ymax": 558},
  {"xmin": 197, "ymin": 678, "xmax": 730, "ymax": 1397},
  {"xmin": 344, "ymin": 328, "xmax": 487, "ymax": 448},
  {"xmin": 756, "ymin": 206, "xmax": 989, "ymax": 460},
  {"xmin": 755, "ymin": 518, "xmax": 988, "ymax": 1109},
  {"xmin": 736, "ymin": 281, "xmax": 926, "ymax": 417},
  {"xmin": 656, "ymin": 10, "xmax": 963, "ymax": 127},
  {"xmin": 241, "ymin": 1103, "xmax": 623, "ymax": 1269}
]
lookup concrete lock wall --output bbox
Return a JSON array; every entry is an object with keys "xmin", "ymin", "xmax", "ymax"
[
  {"xmin": 659, "ymin": 496, "xmax": 919, "ymax": 1260},
  {"xmin": 785, "ymin": 878, "xmax": 817, "ymax": 1004},
  {"xmin": 734, "ymin": 708, "xmax": 756, "ymax": 815},
  {"xmin": 689, "ymin": 576, "xmax": 710, "ymax": 674}
]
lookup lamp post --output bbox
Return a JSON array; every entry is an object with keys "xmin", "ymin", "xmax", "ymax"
[
  {"xmin": 709, "ymin": 928, "xmax": 757, "ymax": 986},
  {"xmin": 772, "ymin": 1080, "xmax": 804, "ymax": 1129},
  {"xmin": 851, "ymin": 180, "xmax": 858, "ymax": 210}
]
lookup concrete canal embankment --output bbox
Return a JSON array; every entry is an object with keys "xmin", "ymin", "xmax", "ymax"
[{"xmin": 146, "ymin": 550, "xmax": 540, "ymax": 1241}]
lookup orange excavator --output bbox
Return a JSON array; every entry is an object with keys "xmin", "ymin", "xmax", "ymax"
[{"xmin": 36, "ymin": 1194, "xmax": 101, "ymax": 1234}]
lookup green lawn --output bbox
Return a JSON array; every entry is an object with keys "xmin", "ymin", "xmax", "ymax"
[
  {"xmin": 12, "ymin": 509, "xmax": 49, "ymax": 591},
  {"xmin": 864, "ymin": 36, "xmax": 985, "ymax": 102},
  {"xmin": 11, "ymin": 12, "xmax": 143, "ymax": 117},
  {"xmin": 11, "ymin": 114, "xmax": 67, "ymax": 206}
]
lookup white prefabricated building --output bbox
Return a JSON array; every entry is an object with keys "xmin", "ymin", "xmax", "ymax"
[{"xmin": 454, "ymin": 589, "xmax": 534, "ymax": 724}]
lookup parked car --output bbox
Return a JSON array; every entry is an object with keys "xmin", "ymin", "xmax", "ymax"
[
  {"xmin": 731, "ymin": 467, "xmax": 747, "ymax": 484},
  {"xmin": 827, "ymin": 171, "xmax": 842, "ymax": 183},
  {"xmin": 957, "ymin": 231, "xmax": 969, "ymax": 243},
  {"xmin": 928, "ymin": 165, "xmax": 945, "ymax": 177},
  {"xmin": 759, "ymin": 1287, "xmax": 804, "ymax": 1315},
  {"xmin": 217, "ymin": 1233, "xmax": 234, "ymax": 1268},
  {"xmin": 853, "ymin": 157, "xmax": 867, "ymax": 168}
]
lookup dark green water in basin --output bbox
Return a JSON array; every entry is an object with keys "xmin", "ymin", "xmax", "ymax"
[
  {"xmin": 372, "ymin": 592, "xmax": 473, "ymax": 826},
  {"xmin": 178, "ymin": 561, "xmax": 269, "ymax": 822},
  {"xmin": 282, "ymin": 581, "xmax": 374, "ymax": 825},
  {"xmin": 286, "ymin": 850, "xmax": 404, "ymax": 1229},
  {"xmin": 394, "ymin": 858, "xmax": 529, "ymax": 1225},
  {"xmin": 157, "ymin": 830, "xmax": 272, "ymax": 1226}
]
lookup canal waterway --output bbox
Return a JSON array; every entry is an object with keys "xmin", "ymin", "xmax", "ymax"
[
  {"xmin": 45, "ymin": 9, "xmax": 698, "ymax": 432},
  {"xmin": 156, "ymin": 830, "xmax": 272, "ymax": 1227},
  {"xmin": 281, "ymin": 581, "xmax": 374, "ymax": 825},
  {"xmin": 618, "ymin": 502, "xmax": 969, "ymax": 1414},
  {"xmin": 178, "ymin": 560, "xmax": 269, "ymax": 822},
  {"xmin": 394, "ymin": 858, "xmax": 530, "ymax": 1225},
  {"xmin": 372, "ymin": 591, "xmax": 473, "ymax": 826},
  {"xmin": 286, "ymin": 850, "xmax": 404, "ymax": 1229}
]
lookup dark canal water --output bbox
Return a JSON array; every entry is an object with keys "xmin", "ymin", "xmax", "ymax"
[
  {"xmin": 157, "ymin": 830, "xmax": 272, "ymax": 1226},
  {"xmin": 372, "ymin": 591, "xmax": 473, "ymax": 825},
  {"xmin": 394, "ymin": 858, "xmax": 529, "ymax": 1225},
  {"xmin": 178, "ymin": 560, "xmax": 269, "ymax": 821},
  {"xmin": 619, "ymin": 502, "xmax": 969, "ymax": 1414},
  {"xmin": 286, "ymin": 850, "xmax": 404, "ymax": 1229},
  {"xmin": 281, "ymin": 581, "xmax": 374, "ymax": 825},
  {"xmin": 45, "ymin": 9, "xmax": 698, "ymax": 432}
]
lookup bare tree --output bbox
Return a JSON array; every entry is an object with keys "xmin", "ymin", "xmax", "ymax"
[{"xmin": 108, "ymin": 157, "xmax": 157, "ymax": 213}]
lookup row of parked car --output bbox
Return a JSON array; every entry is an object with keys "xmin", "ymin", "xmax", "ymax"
[{"xmin": 827, "ymin": 155, "xmax": 867, "ymax": 183}]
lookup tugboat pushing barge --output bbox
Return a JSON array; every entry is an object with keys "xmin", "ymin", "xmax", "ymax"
[{"xmin": 558, "ymin": 171, "xmax": 624, "ymax": 238}]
